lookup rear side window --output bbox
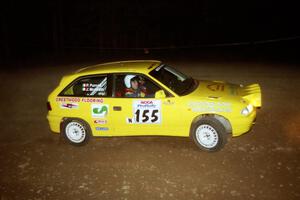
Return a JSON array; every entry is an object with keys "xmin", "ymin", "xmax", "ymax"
[{"xmin": 60, "ymin": 75, "xmax": 111, "ymax": 97}]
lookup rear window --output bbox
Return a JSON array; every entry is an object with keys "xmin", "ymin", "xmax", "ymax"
[{"xmin": 59, "ymin": 75, "xmax": 111, "ymax": 97}]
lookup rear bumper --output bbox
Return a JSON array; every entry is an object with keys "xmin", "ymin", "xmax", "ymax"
[
  {"xmin": 47, "ymin": 113, "xmax": 62, "ymax": 133},
  {"xmin": 231, "ymin": 109, "xmax": 257, "ymax": 137}
]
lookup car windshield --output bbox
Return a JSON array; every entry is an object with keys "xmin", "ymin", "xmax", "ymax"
[{"xmin": 149, "ymin": 64, "xmax": 196, "ymax": 96}]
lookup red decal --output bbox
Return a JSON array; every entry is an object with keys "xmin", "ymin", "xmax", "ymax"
[
  {"xmin": 81, "ymin": 98, "xmax": 104, "ymax": 103},
  {"xmin": 140, "ymin": 100, "xmax": 153, "ymax": 104},
  {"xmin": 56, "ymin": 97, "xmax": 80, "ymax": 102},
  {"xmin": 94, "ymin": 120, "xmax": 107, "ymax": 124}
]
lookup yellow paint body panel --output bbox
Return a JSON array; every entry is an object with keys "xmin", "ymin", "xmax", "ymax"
[{"xmin": 47, "ymin": 60, "xmax": 261, "ymax": 138}]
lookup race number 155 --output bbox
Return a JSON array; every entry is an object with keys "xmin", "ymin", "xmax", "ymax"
[{"xmin": 134, "ymin": 109, "xmax": 159, "ymax": 123}]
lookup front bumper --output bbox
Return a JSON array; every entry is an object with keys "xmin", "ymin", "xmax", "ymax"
[{"xmin": 231, "ymin": 109, "xmax": 257, "ymax": 137}]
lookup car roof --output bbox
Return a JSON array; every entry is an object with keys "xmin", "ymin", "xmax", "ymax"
[{"xmin": 75, "ymin": 60, "xmax": 162, "ymax": 76}]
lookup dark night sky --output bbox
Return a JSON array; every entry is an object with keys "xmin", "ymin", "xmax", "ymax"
[{"xmin": 1, "ymin": 0, "xmax": 299, "ymax": 59}]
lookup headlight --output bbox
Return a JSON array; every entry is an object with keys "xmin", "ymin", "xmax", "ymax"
[{"xmin": 241, "ymin": 104, "xmax": 254, "ymax": 116}]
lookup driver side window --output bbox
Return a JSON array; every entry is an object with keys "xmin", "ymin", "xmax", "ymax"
[{"xmin": 114, "ymin": 74, "xmax": 162, "ymax": 98}]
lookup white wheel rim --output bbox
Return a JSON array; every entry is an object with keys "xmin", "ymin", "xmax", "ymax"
[
  {"xmin": 65, "ymin": 122, "xmax": 86, "ymax": 143},
  {"xmin": 196, "ymin": 124, "xmax": 219, "ymax": 148}
]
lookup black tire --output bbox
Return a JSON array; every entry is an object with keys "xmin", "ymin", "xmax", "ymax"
[
  {"xmin": 61, "ymin": 118, "xmax": 91, "ymax": 146},
  {"xmin": 191, "ymin": 117, "xmax": 227, "ymax": 152}
]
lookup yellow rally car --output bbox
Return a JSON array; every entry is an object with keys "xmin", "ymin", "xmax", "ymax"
[{"xmin": 47, "ymin": 60, "xmax": 261, "ymax": 151}]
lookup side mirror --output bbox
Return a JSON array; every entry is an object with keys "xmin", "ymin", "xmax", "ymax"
[{"xmin": 155, "ymin": 90, "xmax": 166, "ymax": 99}]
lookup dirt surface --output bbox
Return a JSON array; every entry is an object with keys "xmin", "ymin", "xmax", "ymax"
[{"xmin": 0, "ymin": 57, "xmax": 299, "ymax": 200}]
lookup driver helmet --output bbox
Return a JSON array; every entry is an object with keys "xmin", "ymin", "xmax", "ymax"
[{"xmin": 124, "ymin": 75, "xmax": 136, "ymax": 88}]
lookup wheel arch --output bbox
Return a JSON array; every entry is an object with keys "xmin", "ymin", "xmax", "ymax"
[
  {"xmin": 60, "ymin": 117, "xmax": 92, "ymax": 134},
  {"xmin": 190, "ymin": 114, "xmax": 232, "ymax": 136}
]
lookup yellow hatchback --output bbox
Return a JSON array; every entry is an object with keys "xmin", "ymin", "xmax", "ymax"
[{"xmin": 47, "ymin": 60, "xmax": 261, "ymax": 151}]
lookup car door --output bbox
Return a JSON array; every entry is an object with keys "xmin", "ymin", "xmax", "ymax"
[
  {"xmin": 110, "ymin": 73, "xmax": 181, "ymax": 136},
  {"xmin": 58, "ymin": 74, "xmax": 114, "ymax": 136}
]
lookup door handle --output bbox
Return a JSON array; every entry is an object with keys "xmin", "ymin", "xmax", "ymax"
[{"xmin": 113, "ymin": 106, "xmax": 122, "ymax": 111}]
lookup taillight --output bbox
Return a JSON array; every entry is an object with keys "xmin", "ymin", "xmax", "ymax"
[{"xmin": 47, "ymin": 102, "xmax": 52, "ymax": 111}]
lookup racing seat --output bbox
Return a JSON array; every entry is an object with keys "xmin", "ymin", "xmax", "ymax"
[{"xmin": 115, "ymin": 77, "xmax": 126, "ymax": 97}]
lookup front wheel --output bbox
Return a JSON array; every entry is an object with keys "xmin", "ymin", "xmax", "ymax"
[
  {"xmin": 191, "ymin": 117, "xmax": 228, "ymax": 152},
  {"xmin": 61, "ymin": 118, "xmax": 91, "ymax": 146}
]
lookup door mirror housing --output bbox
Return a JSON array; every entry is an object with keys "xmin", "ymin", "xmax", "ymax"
[{"xmin": 155, "ymin": 90, "xmax": 166, "ymax": 99}]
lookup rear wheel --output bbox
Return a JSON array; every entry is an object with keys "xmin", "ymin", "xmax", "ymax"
[
  {"xmin": 61, "ymin": 119, "xmax": 91, "ymax": 146},
  {"xmin": 191, "ymin": 117, "xmax": 227, "ymax": 152}
]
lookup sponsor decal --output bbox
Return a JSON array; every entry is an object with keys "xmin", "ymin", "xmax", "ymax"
[
  {"xmin": 126, "ymin": 118, "xmax": 133, "ymax": 124},
  {"xmin": 129, "ymin": 100, "xmax": 161, "ymax": 124},
  {"xmin": 60, "ymin": 103, "xmax": 79, "ymax": 109},
  {"xmin": 95, "ymin": 127, "xmax": 109, "ymax": 131},
  {"xmin": 81, "ymin": 78, "xmax": 107, "ymax": 97},
  {"xmin": 82, "ymin": 83, "xmax": 106, "ymax": 92},
  {"xmin": 56, "ymin": 97, "xmax": 80, "ymax": 102},
  {"xmin": 207, "ymin": 83, "xmax": 225, "ymax": 92},
  {"xmin": 94, "ymin": 119, "xmax": 107, "ymax": 124},
  {"xmin": 91, "ymin": 104, "xmax": 109, "ymax": 118},
  {"xmin": 56, "ymin": 97, "xmax": 104, "ymax": 103},
  {"xmin": 188, "ymin": 102, "xmax": 232, "ymax": 113},
  {"xmin": 81, "ymin": 98, "xmax": 104, "ymax": 103},
  {"xmin": 163, "ymin": 100, "xmax": 174, "ymax": 105}
]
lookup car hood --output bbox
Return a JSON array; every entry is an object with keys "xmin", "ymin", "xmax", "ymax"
[{"xmin": 190, "ymin": 80, "xmax": 261, "ymax": 107}]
